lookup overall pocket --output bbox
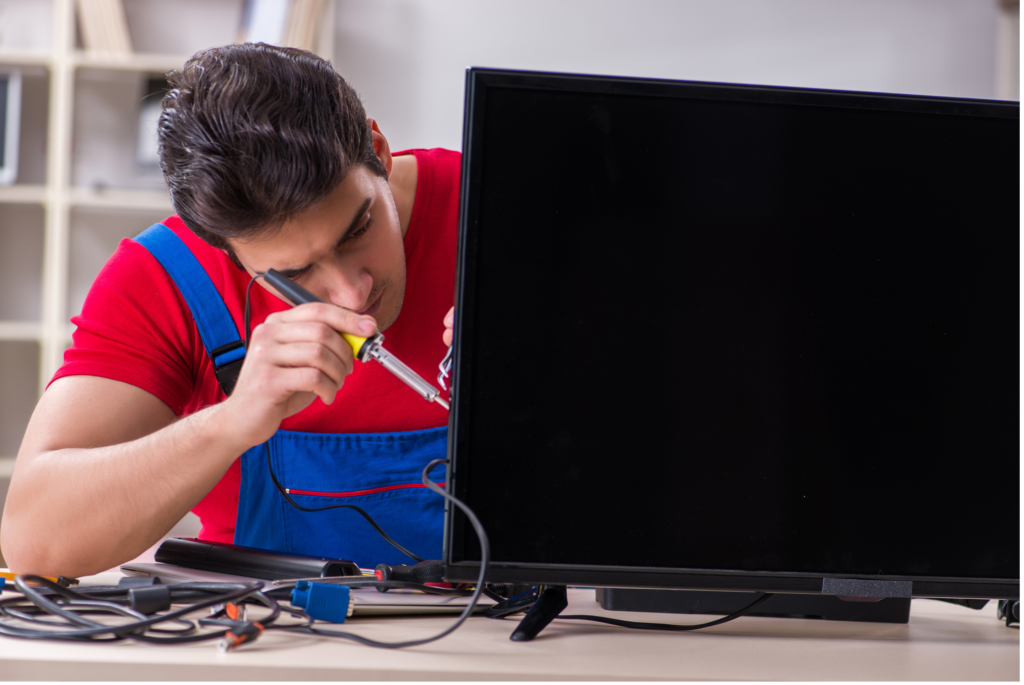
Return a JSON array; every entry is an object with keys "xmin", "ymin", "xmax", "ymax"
[{"xmin": 236, "ymin": 427, "xmax": 448, "ymax": 568}]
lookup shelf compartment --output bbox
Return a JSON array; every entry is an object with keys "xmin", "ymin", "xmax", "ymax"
[
  {"xmin": 71, "ymin": 69, "xmax": 170, "ymax": 193},
  {"xmin": 17, "ymin": 69, "xmax": 51, "ymax": 185},
  {"xmin": 0, "ymin": 204, "xmax": 44, "ymax": 322},
  {"xmin": 0, "ymin": 340, "xmax": 40, "ymax": 458}
]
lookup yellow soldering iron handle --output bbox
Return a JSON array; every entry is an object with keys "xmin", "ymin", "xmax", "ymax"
[
  {"xmin": 342, "ymin": 333, "xmax": 368, "ymax": 358},
  {"xmin": 341, "ymin": 331, "xmax": 383, "ymax": 362},
  {"xmin": 342, "ymin": 331, "xmax": 385, "ymax": 362},
  {"xmin": 262, "ymin": 269, "xmax": 381, "ymax": 362}
]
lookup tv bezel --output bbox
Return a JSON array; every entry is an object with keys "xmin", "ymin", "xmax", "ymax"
[{"xmin": 443, "ymin": 68, "xmax": 1019, "ymax": 601}]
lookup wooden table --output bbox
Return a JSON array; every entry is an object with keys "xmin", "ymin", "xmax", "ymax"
[{"xmin": 0, "ymin": 569, "xmax": 1018, "ymax": 681}]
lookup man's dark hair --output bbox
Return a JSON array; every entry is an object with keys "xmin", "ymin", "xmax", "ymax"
[{"xmin": 159, "ymin": 43, "xmax": 386, "ymax": 260}]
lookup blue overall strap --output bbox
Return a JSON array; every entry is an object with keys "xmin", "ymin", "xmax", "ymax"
[{"xmin": 134, "ymin": 223, "xmax": 246, "ymax": 390}]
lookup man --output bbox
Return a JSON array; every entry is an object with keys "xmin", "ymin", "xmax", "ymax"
[{"xmin": 0, "ymin": 43, "xmax": 458, "ymax": 576}]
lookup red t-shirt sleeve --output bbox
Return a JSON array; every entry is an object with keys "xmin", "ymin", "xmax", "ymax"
[{"xmin": 52, "ymin": 236, "xmax": 203, "ymax": 416}]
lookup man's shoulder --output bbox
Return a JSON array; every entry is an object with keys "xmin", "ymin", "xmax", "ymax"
[
  {"xmin": 424, "ymin": 147, "xmax": 461, "ymax": 180},
  {"xmin": 421, "ymin": 147, "xmax": 461, "ymax": 168},
  {"xmin": 416, "ymin": 148, "xmax": 461, "ymax": 215},
  {"xmin": 400, "ymin": 147, "xmax": 461, "ymax": 165},
  {"xmin": 401, "ymin": 148, "xmax": 462, "ymax": 192},
  {"xmin": 401, "ymin": 149, "xmax": 461, "ymax": 252},
  {"xmin": 59, "ymin": 217, "xmax": 215, "ymax": 414},
  {"xmin": 89, "ymin": 217, "xmax": 241, "ymax": 317}
]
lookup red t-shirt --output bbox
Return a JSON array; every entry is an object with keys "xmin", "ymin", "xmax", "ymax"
[{"xmin": 52, "ymin": 148, "xmax": 460, "ymax": 542}]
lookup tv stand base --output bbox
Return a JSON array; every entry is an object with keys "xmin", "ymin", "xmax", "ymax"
[
  {"xmin": 510, "ymin": 585, "xmax": 568, "ymax": 641},
  {"xmin": 597, "ymin": 588, "xmax": 911, "ymax": 624}
]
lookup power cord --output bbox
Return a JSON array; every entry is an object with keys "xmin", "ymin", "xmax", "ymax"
[
  {"xmin": 555, "ymin": 592, "xmax": 776, "ymax": 631},
  {"xmin": 485, "ymin": 585, "xmax": 777, "ymax": 632}
]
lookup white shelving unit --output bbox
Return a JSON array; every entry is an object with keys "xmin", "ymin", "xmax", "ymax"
[{"xmin": 0, "ymin": 0, "xmax": 335, "ymax": 478}]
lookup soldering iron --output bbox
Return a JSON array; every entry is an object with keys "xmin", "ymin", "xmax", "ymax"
[{"xmin": 262, "ymin": 269, "xmax": 450, "ymax": 410}]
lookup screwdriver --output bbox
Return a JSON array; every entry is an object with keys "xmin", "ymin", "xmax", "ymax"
[
  {"xmin": 373, "ymin": 560, "xmax": 445, "ymax": 593},
  {"xmin": 262, "ymin": 269, "xmax": 450, "ymax": 410}
]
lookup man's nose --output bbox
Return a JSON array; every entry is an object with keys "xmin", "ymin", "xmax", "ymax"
[{"xmin": 324, "ymin": 266, "xmax": 373, "ymax": 311}]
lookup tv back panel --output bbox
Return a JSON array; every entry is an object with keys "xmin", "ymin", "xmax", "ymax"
[{"xmin": 444, "ymin": 69, "xmax": 1019, "ymax": 600}]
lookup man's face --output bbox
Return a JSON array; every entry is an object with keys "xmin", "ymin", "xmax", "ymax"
[{"xmin": 228, "ymin": 164, "xmax": 407, "ymax": 330}]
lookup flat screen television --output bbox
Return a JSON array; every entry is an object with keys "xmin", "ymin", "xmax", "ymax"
[{"xmin": 442, "ymin": 68, "xmax": 1019, "ymax": 605}]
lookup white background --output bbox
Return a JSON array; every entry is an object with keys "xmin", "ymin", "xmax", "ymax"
[
  {"xmin": 0, "ymin": 0, "xmax": 1015, "ymax": 156},
  {"xmin": 328, "ymin": 0, "xmax": 1008, "ymax": 151}
]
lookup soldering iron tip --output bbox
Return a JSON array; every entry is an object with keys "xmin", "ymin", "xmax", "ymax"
[{"xmin": 435, "ymin": 397, "xmax": 450, "ymax": 411}]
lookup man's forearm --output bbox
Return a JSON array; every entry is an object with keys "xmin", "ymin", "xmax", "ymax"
[{"xmin": 1, "ymin": 401, "xmax": 251, "ymax": 578}]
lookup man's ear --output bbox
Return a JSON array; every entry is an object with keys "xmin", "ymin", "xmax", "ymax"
[{"xmin": 368, "ymin": 118, "xmax": 394, "ymax": 178}]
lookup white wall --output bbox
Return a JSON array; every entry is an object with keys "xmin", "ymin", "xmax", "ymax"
[
  {"xmin": 0, "ymin": 0, "xmax": 1008, "ymax": 159},
  {"xmin": 333, "ymin": 0, "xmax": 1004, "ymax": 152}
]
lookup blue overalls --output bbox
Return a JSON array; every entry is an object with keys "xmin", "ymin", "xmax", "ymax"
[{"xmin": 135, "ymin": 223, "xmax": 447, "ymax": 568}]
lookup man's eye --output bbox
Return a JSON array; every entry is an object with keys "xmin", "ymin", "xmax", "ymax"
[
  {"xmin": 280, "ymin": 266, "xmax": 310, "ymax": 280},
  {"xmin": 348, "ymin": 217, "xmax": 373, "ymax": 241}
]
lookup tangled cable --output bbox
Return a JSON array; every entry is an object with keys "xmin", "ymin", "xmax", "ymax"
[
  {"xmin": 0, "ymin": 575, "xmax": 310, "ymax": 650},
  {"xmin": 0, "ymin": 459, "xmax": 491, "ymax": 652}
]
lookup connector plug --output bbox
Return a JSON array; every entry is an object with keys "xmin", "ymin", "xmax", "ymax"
[
  {"xmin": 217, "ymin": 621, "xmax": 264, "ymax": 652},
  {"xmin": 128, "ymin": 585, "xmax": 171, "ymax": 615},
  {"xmin": 290, "ymin": 580, "xmax": 355, "ymax": 623},
  {"xmin": 208, "ymin": 602, "xmax": 247, "ymax": 622}
]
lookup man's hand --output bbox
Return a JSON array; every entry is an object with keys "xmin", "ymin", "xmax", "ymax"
[
  {"xmin": 443, "ymin": 306, "xmax": 454, "ymax": 347},
  {"xmin": 221, "ymin": 302, "xmax": 378, "ymax": 447}
]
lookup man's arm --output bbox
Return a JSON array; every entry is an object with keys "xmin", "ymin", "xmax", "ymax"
[
  {"xmin": 0, "ymin": 302, "xmax": 375, "ymax": 578},
  {"xmin": 0, "ymin": 376, "xmax": 245, "ymax": 577}
]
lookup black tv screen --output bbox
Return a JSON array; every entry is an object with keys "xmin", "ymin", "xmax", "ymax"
[{"xmin": 445, "ymin": 69, "xmax": 1019, "ymax": 599}]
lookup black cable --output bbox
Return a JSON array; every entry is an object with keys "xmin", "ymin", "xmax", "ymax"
[
  {"xmin": 555, "ymin": 593, "xmax": 777, "ymax": 631},
  {"xmin": 264, "ymin": 443, "xmax": 425, "ymax": 563},
  {"xmin": 2, "ymin": 578, "xmax": 259, "ymax": 642},
  {"xmin": 244, "ymin": 273, "xmax": 259, "ymax": 350},
  {"xmin": 484, "ymin": 586, "xmax": 541, "ymax": 618},
  {"xmin": 482, "ymin": 586, "xmax": 512, "ymax": 603},
  {"xmin": 244, "ymin": 272, "xmax": 425, "ymax": 564},
  {"xmin": 0, "ymin": 577, "xmax": 277, "ymax": 644},
  {"xmin": 278, "ymin": 458, "xmax": 492, "ymax": 649}
]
